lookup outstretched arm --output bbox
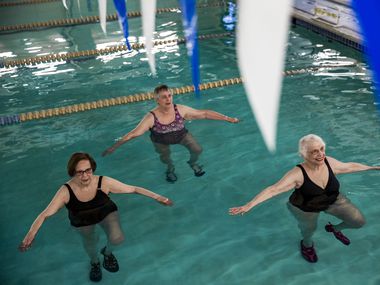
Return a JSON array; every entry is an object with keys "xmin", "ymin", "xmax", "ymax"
[
  {"xmin": 178, "ymin": 105, "xmax": 239, "ymax": 123},
  {"xmin": 19, "ymin": 187, "xmax": 68, "ymax": 252},
  {"xmin": 102, "ymin": 113, "xmax": 154, "ymax": 156},
  {"xmin": 327, "ymin": 156, "xmax": 380, "ymax": 175},
  {"xmin": 229, "ymin": 167, "xmax": 302, "ymax": 215},
  {"xmin": 103, "ymin": 176, "xmax": 173, "ymax": 206}
]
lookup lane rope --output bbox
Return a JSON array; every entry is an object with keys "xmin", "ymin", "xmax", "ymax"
[
  {"xmin": 0, "ymin": 32, "xmax": 231, "ymax": 68},
  {"xmin": 0, "ymin": 63, "xmax": 357, "ymax": 126},
  {"xmin": 0, "ymin": 2, "xmax": 226, "ymax": 33},
  {"xmin": 0, "ymin": 0, "xmax": 60, "ymax": 7}
]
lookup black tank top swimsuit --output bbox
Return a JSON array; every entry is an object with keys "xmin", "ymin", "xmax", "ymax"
[
  {"xmin": 149, "ymin": 104, "xmax": 188, "ymax": 145},
  {"xmin": 289, "ymin": 158, "xmax": 340, "ymax": 212},
  {"xmin": 65, "ymin": 176, "xmax": 118, "ymax": 227}
]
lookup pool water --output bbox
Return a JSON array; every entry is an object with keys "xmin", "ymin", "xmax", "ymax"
[{"xmin": 1, "ymin": 1, "xmax": 380, "ymax": 285}]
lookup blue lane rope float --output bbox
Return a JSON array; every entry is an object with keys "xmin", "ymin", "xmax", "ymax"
[
  {"xmin": 0, "ymin": 63, "xmax": 357, "ymax": 127},
  {"xmin": 0, "ymin": 114, "xmax": 21, "ymax": 126}
]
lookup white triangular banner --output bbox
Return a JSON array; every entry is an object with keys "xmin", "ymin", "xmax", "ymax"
[
  {"xmin": 237, "ymin": 0, "xmax": 292, "ymax": 152},
  {"xmin": 98, "ymin": 0, "xmax": 107, "ymax": 34},
  {"xmin": 141, "ymin": 0, "xmax": 157, "ymax": 75}
]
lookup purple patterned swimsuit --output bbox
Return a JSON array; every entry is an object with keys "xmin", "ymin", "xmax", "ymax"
[{"xmin": 150, "ymin": 104, "xmax": 188, "ymax": 145}]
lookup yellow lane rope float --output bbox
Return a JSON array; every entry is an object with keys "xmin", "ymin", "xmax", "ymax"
[
  {"xmin": 0, "ymin": 2, "xmax": 226, "ymax": 32},
  {"xmin": 0, "ymin": 63, "xmax": 357, "ymax": 126}
]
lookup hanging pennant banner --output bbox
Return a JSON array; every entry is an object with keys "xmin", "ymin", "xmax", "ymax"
[
  {"xmin": 141, "ymin": 0, "xmax": 157, "ymax": 75},
  {"xmin": 237, "ymin": 0, "xmax": 292, "ymax": 152},
  {"xmin": 179, "ymin": 0, "xmax": 201, "ymax": 97},
  {"xmin": 352, "ymin": 0, "xmax": 380, "ymax": 106},
  {"xmin": 98, "ymin": 0, "xmax": 107, "ymax": 34},
  {"xmin": 113, "ymin": 0, "xmax": 131, "ymax": 50},
  {"xmin": 77, "ymin": 0, "xmax": 82, "ymax": 16}
]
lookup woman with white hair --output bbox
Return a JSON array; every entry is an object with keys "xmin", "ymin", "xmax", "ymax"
[{"xmin": 229, "ymin": 134, "xmax": 380, "ymax": 263}]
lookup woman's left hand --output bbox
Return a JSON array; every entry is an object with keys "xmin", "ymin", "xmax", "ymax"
[{"xmin": 156, "ymin": 196, "xmax": 173, "ymax": 206}]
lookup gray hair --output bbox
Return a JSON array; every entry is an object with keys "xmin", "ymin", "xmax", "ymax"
[
  {"xmin": 153, "ymin": 84, "xmax": 169, "ymax": 99},
  {"xmin": 298, "ymin": 134, "xmax": 326, "ymax": 158}
]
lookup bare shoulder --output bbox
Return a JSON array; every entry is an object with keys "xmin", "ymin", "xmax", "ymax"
[
  {"xmin": 176, "ymin": 104, "xmax": 190, "ymax": 117},
  {"xmin": 56, "ymin": 184, "xmax": 70, "ymax": 203},
  {"xmin": 139, "ymin": 112, "xmax": 155, "ymax": 127},
  {"xmin": 100, "ymin": 176, "xmax": 120, "ymax": 193},
  {"xmin": 287, "ymin": 166, "xmax": 303, "ymax": 177},
  {"xmin": 325, "ymin": 156, "xmax": 342, "ymax": 166},
  {"xmin": 144, "ymin": 111, "xmax": 155, "ymax": 120},
  {"xmin": 326, "ymin": 155, "xmax": 337, "ymax": 162},
  {"xmin": 175, "ymin": 104, "xmax": 187, "ymax": 112},
  {"xmin": 286, "ymin": 166, "xmax": 304, "ymax": 187}
]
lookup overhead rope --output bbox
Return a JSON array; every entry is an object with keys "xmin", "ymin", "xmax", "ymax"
[
  {"xmin": 0, "ymin": 63, "xmax": 357, "ymax": 126},
  {"xmin": 0, "ymin": 2, "xmax": 226, "ymax": 33},
  {"xmin": 0, "ymin": 32, "xmax": 231, "ymax": 68}
]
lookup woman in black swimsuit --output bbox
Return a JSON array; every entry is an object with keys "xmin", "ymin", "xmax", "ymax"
[
  {"xmin": 229, "ymin": 134, "xmax": 380, "ymax": 263},
  {"xmin": 19, "ymin": 152, "xmax": 173, "ymax": 282},
  {"xmin": 102, "ymin": 84, "xmax": 239, "ymax": 183}
]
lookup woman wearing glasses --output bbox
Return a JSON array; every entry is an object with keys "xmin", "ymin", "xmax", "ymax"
[
  {"xmin": 229, "ymin": 134, "xmax": 380, "ymax": 263},
  {"xmin": 19, "ymin": 152, "xmax": 173, "ymax": 282}
]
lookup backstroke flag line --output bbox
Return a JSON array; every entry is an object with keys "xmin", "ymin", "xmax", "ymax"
[
  {"xmin": 179, "ymin": 0, "xmax": 201, "ymax": 97},
  {"xmin": 237, "ymin": 0, "xmax": 293, "ymax": 152},
  {"xmin": 113, "ymin": 0, "xmax": 131, "ymax": 50}
]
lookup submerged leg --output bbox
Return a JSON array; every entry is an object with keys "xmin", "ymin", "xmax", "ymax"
[
  {"xmin": 76, "ymin": 225, "xmax": 99, "ymax": 263},
  {"xmin": 153, "ymin": 142, "xmax": 177, "ymax": 182},
  {"xmin": 324, "ymin": 194, "xmax": 365, "ymax": 245},
  {"xmin": 98, "ymin": 211, "xmax": 124, "ymax": 272},
  {"xmin": 287, "ymin": 202, "xmax": 319, "ymax": 247},
  {"xmin": 287, "ymin": 203, "xmax": 319, "ymax": 262},
  {"xmin": 179, "ymin": 132, "xmax": 204, "ymax": 176},
  {"xmin": 76, "ymin": 225, "xmax": 102, "ymax": 281},
  {"xmin": 153, "ymin": 142, "xmax": 174, "ymax": 171},
  {"xmin": 325, "ymin": 194, "xmax": 366, "ymax": 231}
]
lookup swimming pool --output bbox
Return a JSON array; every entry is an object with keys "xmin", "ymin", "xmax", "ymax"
[{"xmin": 1, "ymin": 1, "xmax": 380, "ymax": 285}]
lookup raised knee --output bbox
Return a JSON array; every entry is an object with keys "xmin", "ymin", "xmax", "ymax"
[
  {"xmin": 194, "ymin": 146, "xmax": 203, "ymax": 155},
  {"xmin": 109, "ymin": 234, "xmax": 125, "ymax": 246},
  {"xmin": 351, "ymin": 216, "xmax": 366, "ymax": 228}
]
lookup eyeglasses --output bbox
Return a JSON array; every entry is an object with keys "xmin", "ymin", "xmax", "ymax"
[{"xmin": 75, "ymin": 168, "xmax": 93, "ymax": 176}]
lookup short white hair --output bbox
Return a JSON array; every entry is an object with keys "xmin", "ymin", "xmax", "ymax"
[{"xmin": 298, "ymin": 134, "xmax": 326, "ymax": 158}]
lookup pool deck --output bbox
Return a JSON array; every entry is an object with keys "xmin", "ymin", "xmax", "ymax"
[{"xmin": 292, "ymin": 0, "xmax": 363, "ymax": 51}]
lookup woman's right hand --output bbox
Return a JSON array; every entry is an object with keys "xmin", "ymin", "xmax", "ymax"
[{"xmin": 19, "ymin": 232, "xmax": 35, "ymax": 252}]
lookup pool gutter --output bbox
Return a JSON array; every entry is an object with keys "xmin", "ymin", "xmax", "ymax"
[{"xmin": 292, "ymin": 0, "xmax": 363, "ymax": 51}]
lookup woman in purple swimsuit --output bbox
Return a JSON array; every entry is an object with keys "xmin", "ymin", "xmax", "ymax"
[
  {"xmin": 19, "ymin": 152, "xmax": 172, "ymax": 282},
  {"xmin": 229, "ymin": 134, "xmax": 380, "ymax": 263},
  {"xmin": 102, "ymin": 84, "xmax": 239, "ymax": 182}
]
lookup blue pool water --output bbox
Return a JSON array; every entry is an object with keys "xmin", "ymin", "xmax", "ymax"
[{"xmin": 1, "ymin": 1, "xmax": 380, "ymax": 285}]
